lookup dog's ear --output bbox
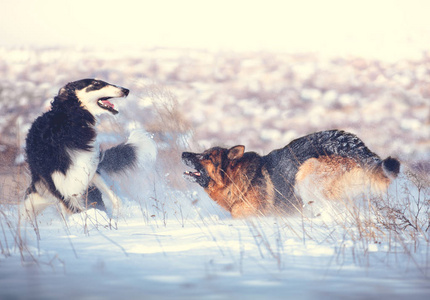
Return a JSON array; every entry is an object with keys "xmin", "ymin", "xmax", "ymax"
[
  {"xmin": 58, "ymin": 87, "xmax": 67, "ymax": 95},
  {"xmin": 54, "ymin": 83, "xmax": 74, "ymax": 105},
  {"xmin": 55, "ymin": 86, "xmax": 71, "ymax": 103},
  {"xmin": 227, "ymin": 145, "xmax": 245, "ymax": 160},
  {"xmin": 58, "ymin": 81, "xmax": 77, "ymax": 96}
]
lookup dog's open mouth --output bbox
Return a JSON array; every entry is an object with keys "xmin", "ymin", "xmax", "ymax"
[
  {"xmin": 98, "ymin": 97, "xmax": 119, "ymax": 115},
  {"xmin": 182, "ymin": 153, "xmax": 210, "ymax": 187},
  {"xmin": 183, "ymin": 170, "xmax": 202, "ymax": 183}
]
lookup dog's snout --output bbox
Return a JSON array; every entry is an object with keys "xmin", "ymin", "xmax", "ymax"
[
  {"xmin": 182, "ymin": 152, "xmax": 192, "ymax": 160},
  {"xmin": 122, "ymin": 88, "xmax": 129, "ymax": 97},
  {"xmin": 182, "ymin": 152, "xmax": 198, "ymax": 162}
]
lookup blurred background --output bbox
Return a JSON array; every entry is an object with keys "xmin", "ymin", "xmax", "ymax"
[{"xmin": 1, "ymin": 0, "xmax": 429, "ymax": 199}]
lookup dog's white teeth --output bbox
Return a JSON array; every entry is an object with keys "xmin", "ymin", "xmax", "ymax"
[{"xmin": 184, "ymin": 171, "xmax": 201, "ymax": 177}]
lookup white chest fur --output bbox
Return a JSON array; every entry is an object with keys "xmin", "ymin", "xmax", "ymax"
[{"xmin": 51, "ymin": 142, "xmax": 99, "ymax": 205}]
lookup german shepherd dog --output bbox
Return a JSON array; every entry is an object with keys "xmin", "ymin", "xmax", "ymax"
[
  {"xmin": 22, "ymin": 79, "xmax": 151, "ymax": 219},
  {"xmin": 182, "ymin": 130, "xmax": 400, "ymax": 218}
]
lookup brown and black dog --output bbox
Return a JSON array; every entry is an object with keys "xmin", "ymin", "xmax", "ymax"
[{"xmin": 182, "ymin": 130, "xmax": 400, "ymax": 218}]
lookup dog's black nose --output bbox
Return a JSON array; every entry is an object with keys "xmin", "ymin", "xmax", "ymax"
[
  {"xmin": 182, "ymin": 152, "xmax": 196, "ymax": 161},
  {"xmin": 122, "ymin": 88, "xmax": 129, "ymax": 96}
]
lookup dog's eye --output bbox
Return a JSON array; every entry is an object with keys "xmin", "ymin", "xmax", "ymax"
[{"xmin": 203, "ymin": 154, "xmax": 210, "ymax": 160}]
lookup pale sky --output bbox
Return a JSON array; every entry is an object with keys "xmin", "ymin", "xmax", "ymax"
[{"xmin": 1, "ymin": 0, "xmax": 430, "ymax": 60}]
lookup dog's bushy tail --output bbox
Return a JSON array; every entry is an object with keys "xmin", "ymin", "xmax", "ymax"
[
  {"xmin": 98, "ymin": 129, "xmax": 157, "ymax": 174},
  {"xmin": 382, "ymin": 156, "xmax": 400, "ymax": 179}
]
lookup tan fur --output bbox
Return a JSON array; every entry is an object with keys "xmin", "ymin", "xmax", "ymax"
[
  {"xmin": 202, "ymin": 149, "xmax": 275, "ymax": 218},
  {"xmin": 295, "ymin": 155, "xmax": 391, "ymax": 211}
]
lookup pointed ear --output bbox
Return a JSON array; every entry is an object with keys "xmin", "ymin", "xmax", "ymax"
[
  {"xmin": 227, "ymin": 145, "xmax": 245, "ymax": 160},
  {"xmin": 58, "ymin": 87, "xmax": 67, "ymax": 95}
]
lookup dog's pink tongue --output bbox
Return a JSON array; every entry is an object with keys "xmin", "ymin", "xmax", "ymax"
[{"xmin": 101, "ymin": 100, "xmax": 114, "ymax": 108}]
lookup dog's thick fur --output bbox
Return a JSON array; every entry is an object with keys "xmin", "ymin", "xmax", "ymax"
[
  {"xmin": 23, "ymin": 79, "xmax": 146, "ymax": 218},
  {"xmin": 182, "ymin": 130, "xmax": 400, "ymax": 218}
]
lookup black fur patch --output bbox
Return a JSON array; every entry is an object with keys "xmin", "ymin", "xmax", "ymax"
[
  {"xmin": 84, "ymin": 79, "xmax": 109, "ymax": 92},
  {"xmin": 97, "ymin": 143, "xmax": 137, "ymax": 174},
  {"xmin": 382, "ymin": 157, "xmax": 400, "ymax": 176}
]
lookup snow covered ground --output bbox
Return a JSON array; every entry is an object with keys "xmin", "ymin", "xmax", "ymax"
[
  {"xmin": 1, "ymin": 172, "xmax": 429, "ymax": 300},
  {"xmin": 0, "ymin": 46, "xmax": 429, "ymax": 299}
]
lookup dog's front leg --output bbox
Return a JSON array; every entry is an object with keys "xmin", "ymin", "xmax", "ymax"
[
  {"xmin": 91, "ymin": 173, "xmax": 122, "ymax": 215},
  {"xmin": 21, "ymin": 191, "xmax": 56, "ymax": 220},
  {"xmin": 230, "ymin": 201, "xmax": 261, "ymax": 218}
]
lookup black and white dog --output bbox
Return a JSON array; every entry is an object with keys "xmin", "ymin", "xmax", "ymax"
[{"xmin": 22, "ymin": 79, "xmax": 154, "ymax": 218}]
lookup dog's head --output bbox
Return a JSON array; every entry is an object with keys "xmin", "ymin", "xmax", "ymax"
[
  {"xmin": 182, "ymin": 145, "xmax": 245, "ymax": 188},
  {"xmin": 56, "ymin": 79, "xmax": 129, "ymax": 115}
]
